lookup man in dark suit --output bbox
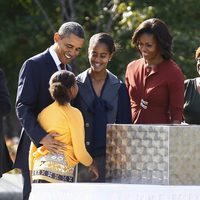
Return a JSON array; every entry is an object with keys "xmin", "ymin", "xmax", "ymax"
[
  {"xmin": 14, "ymin": 22, "xmax": 85, "ymax": 200},
  {"xmin": 0, "ymin": 68, "xmax": 13, "ymax": 177}
]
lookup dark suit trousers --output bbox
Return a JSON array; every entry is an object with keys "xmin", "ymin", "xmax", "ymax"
[{"xmin": 21, "ymin": 168, "xmax": 31, "ymax": 200}]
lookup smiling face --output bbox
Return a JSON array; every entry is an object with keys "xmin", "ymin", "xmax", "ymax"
[
  {"xmin": 88, "ymin": 42, "xmax": 112, "ymax": 73},
  {"xmin": 137, "ymin": 33, "xmax": 163, "ymax": 65},
  {"xmin": 53, "ymin": 32, "xmax": 84, "ymax": 65}
]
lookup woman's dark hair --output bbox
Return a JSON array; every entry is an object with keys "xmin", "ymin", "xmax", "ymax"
[
  {"xmin": 132, "ymin": 18, "xmax": 173, "ymax": 60},
  {"xmin": 49, "ymin": 70, "xmax": 76, "ymax": 105},
  {"xmin": 89, "ymin": 32, "xmax": 117, "ymax": 54}
]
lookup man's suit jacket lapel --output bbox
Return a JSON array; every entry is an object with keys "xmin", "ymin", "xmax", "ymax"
[{"xmin": 42, "ymin": 49, "xmax": 58, "ymax": 72}]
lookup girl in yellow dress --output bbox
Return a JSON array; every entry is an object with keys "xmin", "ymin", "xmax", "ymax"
[{"xmin": 29, "ymin": 70, "xmax": 98, "ymax": 183}]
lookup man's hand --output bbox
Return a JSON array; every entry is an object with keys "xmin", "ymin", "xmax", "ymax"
[{"xmin": 39, "ymin": 133, "xmax": 66, "ymax": 154}]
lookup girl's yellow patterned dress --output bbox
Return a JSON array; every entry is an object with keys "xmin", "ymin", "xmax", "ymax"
[{"xmin": 29, "ymin": 102, "xmax": 93, "ymax": 183}]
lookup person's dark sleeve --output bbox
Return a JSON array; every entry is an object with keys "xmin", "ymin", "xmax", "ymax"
[
  {"xmin": 0, "ymin": 69, "xmax": 11, "ymax": 116},
  {"xmin": 116, "ymin": 82, "xmax": 132, "ymax": 124},
  {"xmin": 0, "ymin": 68, "xmax": 13, "ymax": 176},
  {"xmin": 15, "ymin": 60, "xmax": 47, "ymax": 147}
]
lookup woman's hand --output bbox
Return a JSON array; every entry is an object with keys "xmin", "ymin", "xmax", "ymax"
[{"xmin": 171, "ymin": 120, "xmax": 181, "ymax": 124}]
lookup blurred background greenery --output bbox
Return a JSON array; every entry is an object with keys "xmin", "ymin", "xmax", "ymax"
[{"xmin": 0, "ymin": 0, "xmax": 200, "ymax": 138}]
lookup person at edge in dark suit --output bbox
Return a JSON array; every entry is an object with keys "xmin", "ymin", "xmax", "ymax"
[
  {"xmin": 14, "ymin": 22, "xmax": 85, "ymax": 200},
  {"xmin": 73, "ymin": 32, "xmax": 132, "ymax": 182},
  {"xmin": 0, "ymin": 68, "xmax": 13, "ymax": 177}
]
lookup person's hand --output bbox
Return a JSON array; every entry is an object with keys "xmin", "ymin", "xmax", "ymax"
[
  {"xmin": 171, "ymin": 120, "xmax": 181, "ymax": 124},
  {"xmin": 39, "ymin": 133, "xmax": 66, "ymax": 154},
  {"xmin": 88, "ymin": 160, "xmax": 99, "ymax": 181},
  {"xmin": 29, "ymin": 170, "xmax": 32, "ymax": 183}
]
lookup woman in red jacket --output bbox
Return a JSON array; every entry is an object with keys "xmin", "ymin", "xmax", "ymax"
[{"xmin": 125, "ymin": 18, "xmax": 184, "ymax": 124}]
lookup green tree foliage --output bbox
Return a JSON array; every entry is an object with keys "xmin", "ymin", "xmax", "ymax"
[{"xmin": 0, "ymin": 0, "xmax": 199, "ymax": 135}]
